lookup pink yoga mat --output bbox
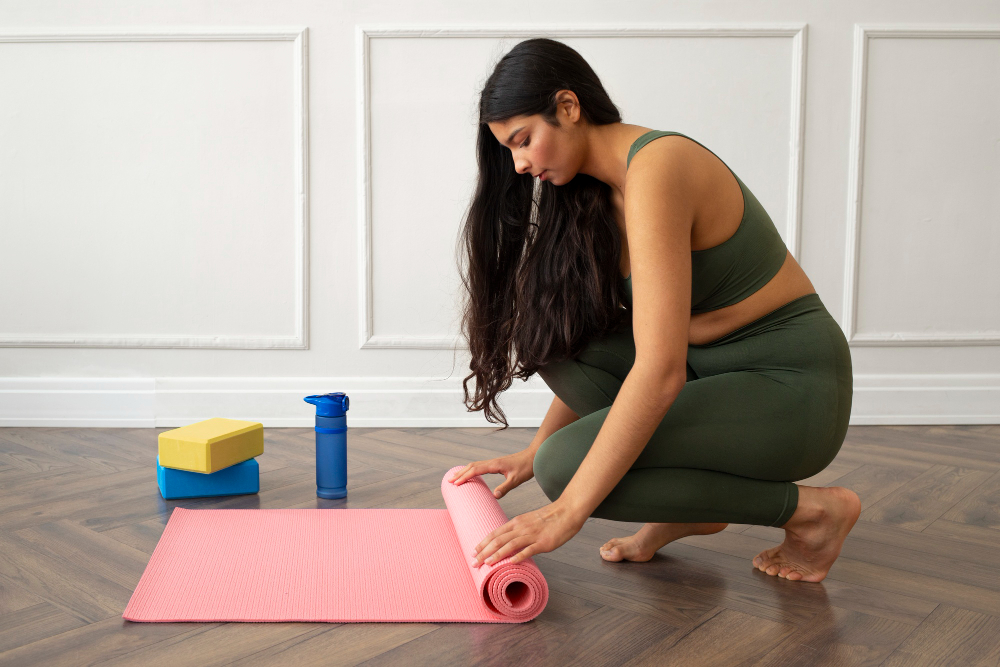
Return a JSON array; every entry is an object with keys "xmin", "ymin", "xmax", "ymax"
[{"xmin": 123, "ymin": 465, "xmax": 548, "ymax": 623}]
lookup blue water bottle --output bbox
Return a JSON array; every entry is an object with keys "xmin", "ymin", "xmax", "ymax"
[{"xmin": 304, "ymin": 392, "xmax": 350, "ymax": 499}]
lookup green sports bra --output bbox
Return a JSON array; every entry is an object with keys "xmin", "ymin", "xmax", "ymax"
[{"xmin": 622, "ymin": 130, "xmax": 787, "ymax": 314}]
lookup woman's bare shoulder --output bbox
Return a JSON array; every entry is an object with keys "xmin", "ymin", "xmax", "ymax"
[
  {"xmin": 625, "ymin": 134, "xmax": 720, "ymax": 205},
  {"xmin": 627, "ymin": 133, "xmax": 707, "ymax": 177}
]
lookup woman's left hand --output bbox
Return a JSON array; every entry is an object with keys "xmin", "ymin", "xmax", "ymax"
[{"xmin": 471, "ymin": 500, "xmax": 587, "ymax": 567}]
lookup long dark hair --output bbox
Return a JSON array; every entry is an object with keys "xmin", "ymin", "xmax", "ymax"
[{"xmin": 458, "ymin": 37, "xmax": 631, "ymax": 429}]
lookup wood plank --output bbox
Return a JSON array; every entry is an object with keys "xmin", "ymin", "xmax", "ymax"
[
  {"xmin": 0, "ymin": 464, "xmax": 93, "ymax": 497},
  {"xmin": 675, "ymin": 530, "xmax": 939, "ymax": 626},
  {"xmin": 823, "ymin": 556, "xmax": 1000, "ymax": 618},
  {"xmin": 531, "ymin": 553, "xmax": 718, "ymax": 629},
  {"xmin": 756, "ymin": 605, "xmax": 915, "ymax": 666},
  {"xmin": 338, "ymin": 432, "xmax": 436, "ymax": 475},
  {"xmin": 873, "ymin": 424, "xmax": 1000, "ymax": 456},
  {"xmin": 0, "ymin": 616, "xmax": 213, "ymax": 667},
  {"xmin": 0, "ymin": 430, "xmax": 144, "ymax": 474},
  {"xmin": 923, "ymin": 517, "xmax": 1000, "ymax": 550},
  {"xmin": 625, "ymin": 607, "xmax": 792, "ymax": 666},
  {"xmin": 424, "ymin": 427, "xmax": 529, "ymax": 456},
  {"xmin": 237, "ymin": 600, "xmax": 591, "ymax": 667},
  {"xmin": 100, "ymin": 622, "xmax": 334, "ymax": 667},
  {"xmin": 449, "ymin": 426, "xmax": 536, "ymax": 446},
  {"xmin": 746, "ymin": 518, "xmax": 1000, "ymax": 572},
  {"xmin": 0, "ymin": 575, "xmax": 44, "ymax": 615},
  {"xmin": 527, "ymin": 604, "xmax": 677, "ymax": 667},
  {"xmin": 855, "ymin": 518, "xmax": 998, "ymax": 567},
  {"xmin": 555, "ymin": 528, "xmax": 828, "ymax": 627},
  {"xmin": 822, "ymin": 462, "xmax": 927, "ymax": 510},
  {"xmin": 939, "ymin": 468, "xmax": 1000, "ymax": 529},
  {"xmin": 0, "ymin": 600, "xmax": 88, "ymax": 654},
  {"xmin": 0, "ymin": 467, "xmax": 152, "ymax": 531},
  {"xmin": 688, "ymin": 527, "xmax": 1000, "ymax": 617},
  {"xmin": 361, "ymin": 428, "xmax": 520, "ymax": 469},
  {"xmin": 29, "ymin": 427, "xmax": 157, "ymax": 465},
  {"xmin": 808, "ymin": 557, "xmax": 1000, "ymax": 615},
  {"xmin": 860, "ymin": 464, "xmax": 994, "ymax": 530},
  {"xmin": 0, "ymin": 531, "xmax": 136, "ymax": 622},
  {"xmin": 15, "ymin": 520, "xmax": 153, "ymax": 590},
  {"xmin": 796, "ymin": 457, "xmax": 864, "ymax": 488},
  {"xmin": 101, "ymin": 518, "xmax": 169, "ymax": 555},
  {"xmin": 881, "ymin": 604, "xmax": 1000, "ymax": 666},
  {"xmin": 838, "ymin": 437, "xmax": 1000, "ymax": 471},
  {"xmin": 316, "ymin": 605, "xmax": 659, "ymax": 667},
  {"xmin": 0, "ymin": 445, "xmax": 78, "ymax": 475},
  {"xmin": 831, "ymin": 443, "xmax": 934, "ymax": 473},
  {"xmin": 228, "ymin": 624, "xmax": 436, "ymax": 667}
]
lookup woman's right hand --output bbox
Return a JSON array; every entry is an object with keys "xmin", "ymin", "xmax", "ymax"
[{"xmin": 448, "ymin": 449, "xmax": 536, "ymax": 499}]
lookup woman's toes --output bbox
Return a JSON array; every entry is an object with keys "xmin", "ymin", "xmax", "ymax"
[
  {"xmin": 600, "ymin": 540, "xmax": 624, "ymax": 561},
  {"xmin": 599, "ymin": 534, "xmax": 658, "ymax": 562},
  {"xmin": 753, "ymin": 549, "xmax": 775, "ymax": 571},
  {"xmin": 600, "ymin": 546, "xmax": 621, "ymax": 561}
]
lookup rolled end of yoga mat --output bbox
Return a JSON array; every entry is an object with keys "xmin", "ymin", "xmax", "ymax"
[{"xmin": 441, "ymin": 465, "xmax": 549, "ymax": 622}]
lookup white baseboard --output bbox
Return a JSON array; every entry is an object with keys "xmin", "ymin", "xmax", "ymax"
[
  {"xmin": 849, "ymin": 374, "xmax": 1000, "ymax": 425},
  {"xmin": 0, "ymin": 374, "xmax": 997, "ymax": 427}
]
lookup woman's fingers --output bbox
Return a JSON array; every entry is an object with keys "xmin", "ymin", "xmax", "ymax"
[
  {"xmin": 474, "ymin": 532, "xmax": 527, "ymax": 567},
  {"xmin": 450, "ymin": 458, "xmax": 505, "ymax": 485},
  {"xmin": 474, "ymin": 521, "xmax": 517, "ymax": 558},
  {"xmin": 449, "ymin": 464, "xmax": 473, "ymax": 484},
  {"xmin": 450, "ymin": 454, "xmax": 523, "ymax": 486}
]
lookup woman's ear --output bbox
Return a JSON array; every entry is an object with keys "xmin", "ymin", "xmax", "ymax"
[{"xmin": 555, "ymin": 89, "xmax": 581, "ymax": 123}]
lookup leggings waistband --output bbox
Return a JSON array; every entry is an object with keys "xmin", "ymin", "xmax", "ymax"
[{"xmin": 688, "ymin": 293, "xmax": 826, "ymax": 348}]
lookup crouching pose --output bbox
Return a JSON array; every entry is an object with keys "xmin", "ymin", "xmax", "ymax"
[{"xmin": 450, "ymin": 37, "xmax": 859, "ymax": 583}]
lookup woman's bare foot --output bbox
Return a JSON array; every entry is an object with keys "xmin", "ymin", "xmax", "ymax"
[
  {"xmin": 753, "ymin": 485, "xmax": 861, "ymax": 582},
  {"xmin": 600, "ymin": 522, "xmax": 728, "ymax": 562}
]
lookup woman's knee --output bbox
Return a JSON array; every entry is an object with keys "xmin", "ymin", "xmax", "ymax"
[
  {"xmin": 532, "ymin": 428, "xmax": 588, "ymax": 503},
  {"xmin": 793, "ymin": 433, "xmax": 849, "ymax": 482}
]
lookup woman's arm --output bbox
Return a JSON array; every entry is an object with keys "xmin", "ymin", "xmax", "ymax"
[
  {"xmin": 555, "ymin": 367, "xmax": 684, "ymax": 522},
  {"xmin": 555, "ymin": 135, "xmax": 697, "ymax": 522},
  {"xmin": 525, "ymin": 394, "xmax": 581, "ymax": 456}
]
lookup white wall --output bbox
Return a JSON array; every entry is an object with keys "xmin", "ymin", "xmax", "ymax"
[{"xmin": 0, "ymin": 2, "xmax": 998, "ymax": 427}]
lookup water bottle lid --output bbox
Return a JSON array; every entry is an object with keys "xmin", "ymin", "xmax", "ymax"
[{"xmin": 304, "ymin": 392, "xmax": 350, "ymax": 417}]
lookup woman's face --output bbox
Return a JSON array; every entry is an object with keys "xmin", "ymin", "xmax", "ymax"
[{"xmin": 487, "ymin": 114, "xmax": 570, "ymax": 185}]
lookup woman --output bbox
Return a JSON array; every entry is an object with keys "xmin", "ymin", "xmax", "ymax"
[{"xmin": 448, "ymin": 38, "xmax": 860, "ymax": 583}]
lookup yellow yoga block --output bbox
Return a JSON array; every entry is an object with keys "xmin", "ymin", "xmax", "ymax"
[{"xmin": 158, "ymin": 418, "xmax": 263, "ymax": 474}]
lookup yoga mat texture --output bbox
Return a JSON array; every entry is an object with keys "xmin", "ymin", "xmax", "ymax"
[{"xmin": 123, "ymin": 466, "xmax": 548, "ymax": 623}]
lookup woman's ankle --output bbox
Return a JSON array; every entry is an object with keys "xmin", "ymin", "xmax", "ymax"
[{"xmin": 780, "ymin": 485, "xmax": 826, "ymax": 529}]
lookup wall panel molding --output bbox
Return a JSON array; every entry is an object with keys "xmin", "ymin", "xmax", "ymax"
[
  {"xmin": 843, "ymin": 24, "xmax": 1000, "ymax": 347},
  {"xmin": 357, "ymin": 23, "xmax": 807, "ymax": 349},
  {"xmin": 0, "ymin": 27, "xmax": 311, "ymax": 349}
]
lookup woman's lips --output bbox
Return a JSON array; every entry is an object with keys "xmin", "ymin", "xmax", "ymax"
[{"xmin": 539, "ymin": 170, "xmax": 547, "ymax": 181}]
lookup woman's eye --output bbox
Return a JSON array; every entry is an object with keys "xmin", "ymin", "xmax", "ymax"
[{"xmin": 520, "ymin": 138, "xmax": 529, "ymax": 148}]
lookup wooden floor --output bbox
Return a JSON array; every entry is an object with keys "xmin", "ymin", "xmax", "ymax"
[{"xmin": 1, "ymin": 424, "xmax": 999, "ymax": 666}]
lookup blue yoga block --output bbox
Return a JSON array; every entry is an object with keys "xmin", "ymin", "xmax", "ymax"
[{"xmin": 157, "ymin": 455, "xmax": 259, "ymax": 499}]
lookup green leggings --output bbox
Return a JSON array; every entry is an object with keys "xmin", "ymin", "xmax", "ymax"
[{"xmin": 533, "ymin": 293, "xmax": 853, "ymax": 527}]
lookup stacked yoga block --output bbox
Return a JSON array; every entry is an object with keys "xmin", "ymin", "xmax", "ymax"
[{"xmin": 156, "ymin": 418, "xmax": 263, "ymax": 499}]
